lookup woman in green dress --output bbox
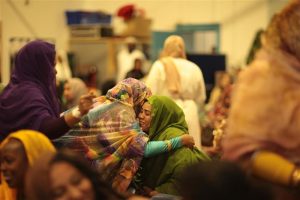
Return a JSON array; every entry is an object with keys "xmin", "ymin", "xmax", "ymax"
[{"xmin": 137, "ymin": 95, "xmax": 210, "ymax": 196}]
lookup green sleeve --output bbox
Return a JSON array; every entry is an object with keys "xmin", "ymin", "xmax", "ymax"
[
  {"xmin": 144, "ymin": 137, "xmax": 182, "ymax": 158},
  {"xmin": 155, "ymin": 178, "xmax": 180, "ymax": 196}
]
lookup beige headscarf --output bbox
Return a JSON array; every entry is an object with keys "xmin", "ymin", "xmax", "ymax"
[
  {"xmin": 65, "ymin": 78, "xmax": 88, "ymax": 109},
  {"xmin": 161, "ymin": 35, "xmax": 186, "ymax": 59},
  {"xmin": 160, "ymin": 35, "xmax": 187, "ymax": 96}
]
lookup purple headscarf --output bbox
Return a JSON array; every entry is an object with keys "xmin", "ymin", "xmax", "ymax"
[{"xmin": 0, "ymin": 40, "xmax": 60, "ymax": 140}]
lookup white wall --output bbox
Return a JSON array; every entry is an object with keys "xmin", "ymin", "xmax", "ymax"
[{"xmin": 1, "ymin": 0, "xmax": 289, "ymax": 84}]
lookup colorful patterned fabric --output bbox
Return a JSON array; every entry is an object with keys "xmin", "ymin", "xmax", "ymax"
[
  {"xmin": 55, "ymin": 78, "xmax": 151, "ymax": 193},
  {"xmin": 106, "ymin": 78, "xmax": 151, "ymax": 114}
]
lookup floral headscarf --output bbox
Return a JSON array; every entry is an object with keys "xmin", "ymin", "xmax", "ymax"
[{"xmin": 106, "ymin": 78, "xmax": 152, "ymax": 114}]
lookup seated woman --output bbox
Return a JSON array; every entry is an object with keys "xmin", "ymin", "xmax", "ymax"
[
  {"xmin": 54, "ymin": 78, "xmax": 194, "ymax": 193},
  {"xmin": 136, "ymin": 95, "xmax": 210, "ymax": 196},
  {"xmin": 0, "ymin": 130, "xmax": 56, "ymax": 200},
  {"xmin": 62, "ymin": 77, "xmax": 88, "ymax": 111}
]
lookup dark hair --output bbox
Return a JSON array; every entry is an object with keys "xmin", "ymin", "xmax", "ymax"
[
  {"xmin": 179, "ymin": 161, "xmax": 273, "ymax": 200},
  {"xmin": 50, "ymin": 150, "xmax": 125, "ymax": 200},
  {"xmin": 101, "ymin": 79, "xmax": 116, "ymax": 95}
]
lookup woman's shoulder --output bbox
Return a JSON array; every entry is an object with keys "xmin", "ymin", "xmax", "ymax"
[
  {"xmin": 2, "ymin": 82, "xmax": 46, "ymax": 102},
  {"xmin": 169, "ymin": 146, "xmax": 210, "ymax": 165},
  {"xmin": 166, "ymin": 147, "xmax": 204, "ymax": 166},
  {"xmin": 158, "ymin": 127, "xmax": 186, "ymax": 140},
  {"xmin": 152, "ymin": 60, "xmax": 164, "ymax": 68},
  {"xmin": 174, "ymin": 58, "xmax": 198, "ymax": 66}
]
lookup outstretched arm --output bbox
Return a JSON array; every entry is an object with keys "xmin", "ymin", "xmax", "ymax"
[{"xmin": 144, "ymin": 135, "xmax": 195, "ymax": 158}]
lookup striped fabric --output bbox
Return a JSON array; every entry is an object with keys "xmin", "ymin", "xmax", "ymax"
[{"xmin": 54, "ymin": 78, "xmax": 151, "ymax": 193}]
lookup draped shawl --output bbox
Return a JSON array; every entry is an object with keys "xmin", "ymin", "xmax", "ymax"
[
  {"xmin": 0, "ymin": 40, "xmax": 59, "ymax": 140},
  {"xmin": 54, "ymin": 78, "xmax": 151, "ymax": 193}
]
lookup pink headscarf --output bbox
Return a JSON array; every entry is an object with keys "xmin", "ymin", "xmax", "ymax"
[
  {"xmin": 223, "ymin": 50, "xmax": 300, "ymax": 166},
  {"xmin": 222, "ymin": 0, "xmax": 300, "ymax": 165}
]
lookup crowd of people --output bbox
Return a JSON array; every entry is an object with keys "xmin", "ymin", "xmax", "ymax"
[{"xmin": 1, "ymin": 0, "xmax": 300, "ymax": 199}]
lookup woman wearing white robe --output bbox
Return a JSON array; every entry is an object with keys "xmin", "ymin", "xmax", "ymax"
[{"xmin": 146, "ymin": 35, "xmax": 206, "ymax": 148}]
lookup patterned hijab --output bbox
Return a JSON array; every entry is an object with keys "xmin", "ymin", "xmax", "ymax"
[
  {"xmin": 0, "ymin": 40, "xmax": 59, "ymax": 140},
  {"xmin": 106, "ymin": 78, "xmax": 152, "ymax": 114},
  {"xmin": 54, "ymin": 78, "xmax": 151, "ymax": 193}
]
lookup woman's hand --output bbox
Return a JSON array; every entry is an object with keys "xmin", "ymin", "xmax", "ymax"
[
  {"xmin": 78, "ymin": 93, "xmax": 96, "ymax": 116},
  {"xmin": 181, "ymin": 134, "xmax": 195, "ymax": 149},
  {"xmin": 64, "ymin": 93, "xmax": 96, "ymax": 127},
  {"xmin": 142, "ymin": 186, "xmax": 159, "ymax": 197}
]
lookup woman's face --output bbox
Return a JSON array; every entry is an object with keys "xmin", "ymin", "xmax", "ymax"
[
  {"xmin": 50, "ymin": 162, "xmax": 95, "ymax": 200},
  {"xmin": 63, "ymin": 82, "xmax": 74, "ymax": 102},
  {"xmin": 220, "ymin": 74, "xmax": 231, "ymax": 88},
  {"xmin": 134, "ymin": 59, "xmax": 142, "ymax": 70},
  {"xmin": 138, "ymin": 102, "xmax": 152, "ymax": 133},
  {"xmin": 0, "ymin": 139, "xmax": 28, "ymax": 188}
]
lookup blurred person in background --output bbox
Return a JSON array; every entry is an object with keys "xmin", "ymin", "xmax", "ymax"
[
  {"xmin": 146, "ymin": 35, "xmax": 206, "ymax": 149},
  {"xmin": 125, "ymin": 58, "xmax": 145, "ymax": 80},
  {"xmin": 117, "ymin": 37, "xmax": 145, "ymax": 82},
  {"xmin": 55, "ymin": 50, "xmax": 72, "ymax": 83},
  {"xmin": 222, "ymin": 1, "xmax": 300, "ymax": 198},
  {"xmin": 63, "ymin": 78, "xmax": 88, "ymax": 111}
]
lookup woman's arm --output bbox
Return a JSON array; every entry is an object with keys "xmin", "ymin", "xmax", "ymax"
[
  {"xmin": 40, "ymin": 107, "xmax": 86, "ymax": 139},
  {"xmin": 250, "ymin": 151, "xmax": 300, "ymax": 187},
  {"xmin": 40, "ymin": 93, "xmax": 95, "ymax": 139},
  {"xmin": 63, "ymin": 93, "xmax": 95, "ymax": 127},
  {"xmin": 39, "ymin": 116, "xmax": 70, "ymax": 139},
  {"xmin": 144, "ymin": 135, "xmax": 194, "ymax": 158}
]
